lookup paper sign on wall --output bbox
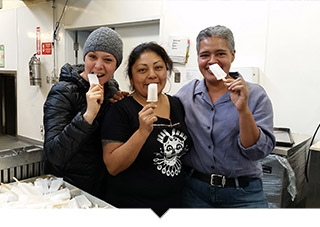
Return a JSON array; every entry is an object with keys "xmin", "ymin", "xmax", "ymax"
[{"xmin": 167, "ymin": 36, "xmax": 190, "ymax": 64}]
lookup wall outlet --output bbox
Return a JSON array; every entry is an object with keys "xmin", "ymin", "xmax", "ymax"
[{"xmin": 173, "ymin": 68, "xmax": 181, "ymax": 83}]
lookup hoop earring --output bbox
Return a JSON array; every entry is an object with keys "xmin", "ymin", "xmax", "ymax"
[{"xmin": 163, "ymin": 77, "xmax": 172, "ymax": 94}]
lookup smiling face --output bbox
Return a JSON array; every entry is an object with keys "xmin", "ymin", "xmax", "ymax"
[
  {"xmin": 130, "ymin": 51, "xmax": 167, "ymax": 98},
  {"xmin": 84, "ymin": 51, "xmax": 117, "ymax": 85},
  {"xmin": 198, "ymin": 36, "xmax": 235, "ymax": 84}
]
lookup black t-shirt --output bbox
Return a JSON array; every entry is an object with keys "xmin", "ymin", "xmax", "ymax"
[{"xmin": 101, "ymin": 95, "xmax": 192, "ymax": 215}]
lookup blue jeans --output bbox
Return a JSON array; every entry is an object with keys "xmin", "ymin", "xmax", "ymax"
[{"xmin": 181, "ymin": 171, "xmax": 268, "ymax": 208}]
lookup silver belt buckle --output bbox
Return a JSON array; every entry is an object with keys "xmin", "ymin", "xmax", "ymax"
[{"xmin": 210, "ymin": 174, "xmax": 226, "ymax": 187}]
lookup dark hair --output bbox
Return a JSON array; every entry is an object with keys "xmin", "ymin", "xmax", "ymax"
[{"xmin": 127, "ymin": 42, "xmax": 173, "ymax": 81}]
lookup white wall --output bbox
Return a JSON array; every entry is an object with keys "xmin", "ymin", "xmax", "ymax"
[
  {"xmin": 0, "ymin": 0, "xmax": 320, "ymax": 142},
  {"xmin": 0, "ymin": 8, "xmax": 17, "ymax": 70},
  {"xmin": 162, "ymin": 0, "xmax": 320, "ymax": 140},
  {"xmin": 264, "ymin": 1, "xmax": 320, "ymax": 139},
  {"xmin": 61, "ymin": 0, "xmax": 162, "ymax": 29},
  {"xmin": 161, "ymin": 0, "xmax": 270, "ymax": 94},
  {"xmin": 0, "ymin": 0, "xmax": 54, "ymax": 141},
  {"xmin": 16, "ymin": 2, "xmax": 54, "ymax": 141}
]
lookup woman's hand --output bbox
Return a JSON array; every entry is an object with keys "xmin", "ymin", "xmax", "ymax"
[
  {"xmin": 224, "ymin": 77, "xmax": 249, "ymax": 112},
  {"xmin": 138, "ymin": 103, "xmax": 158, "ymax": 136},
  {"xmin": 109, "ymin": 91, "xmax": 129, "ymax": 103},
  {"xmin": 225, "ymin": 77, "xmax": 260, "ymax": 147},
  {"xmin": 83, "ymin": 84, "xmax": 104, "ymax": 124}
]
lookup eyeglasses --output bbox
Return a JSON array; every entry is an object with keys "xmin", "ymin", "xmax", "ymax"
[{"xmin": 152, "ymin": 122, "xmax": 181, "ymax": 129}]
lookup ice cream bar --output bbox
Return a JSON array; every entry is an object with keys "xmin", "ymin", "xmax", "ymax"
[
  {"xmin": 88, "ymin": 73, "xmax": 99, "ymax": 85},
  {"xmin": 209, "ymin": 64, "xmax": 227, "ymax": 81},
  {"xmin": 147, "ymin": 83, "xmax": 158, "ymax": 102}
]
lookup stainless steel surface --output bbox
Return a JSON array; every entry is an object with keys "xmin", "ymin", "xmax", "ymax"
[
  {"xmin": 0, "ymin": 135, "xmax": 32, "ymax": 150},
  {"xmin": 0, "ymin": 140, "xmax": 114, "ymax": 208},
  {"xmin": 17, "ymin": 175, "xmax": 114, "ymax": 209},
  {"xmin": 0, "ymin": 145, "xmax": 44, "ymax": 183},
  {"xmin": 64, "ymin": 179, "xmax": 115, "ymax": 208},
  {"xmin": 272, "ymin": 133, "xmax": 311, "ymax": 156}
]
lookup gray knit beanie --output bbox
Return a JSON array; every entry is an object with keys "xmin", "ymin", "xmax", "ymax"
[{"xmin": 83, "ymin": 27, "xmax": 123, "ymax": 68}]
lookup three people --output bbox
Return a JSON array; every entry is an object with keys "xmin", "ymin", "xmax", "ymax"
[
  {"xmin": 43, "ymin": 24, "xmax": 275, "ymax": 210},
  {"xmin": 101, "ymin": 42, "xmax": 192, "ymax": 216},
  {"xmin": 43, "ymin": 27, "xmax": 125, "ymax": 199},
  {"xmin": 175, "ymin": 25, "xmax": 275, "ymax": 208}
]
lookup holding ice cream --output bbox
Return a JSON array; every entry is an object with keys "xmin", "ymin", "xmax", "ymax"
[
  {"xmin": 101, "ymin": 42, "xmax": 192, "ymax": 217},
  {"xmin": 175, "ymin": 25, "xmax": 275, "ymax": 208},
  {"xmin": 43, "ymin": 27, "xmax": 124, "ymax": 200}
]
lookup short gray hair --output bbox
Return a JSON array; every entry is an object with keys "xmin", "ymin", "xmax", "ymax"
[{"xmin": 196, "ymin": 25, "xmax": 235, "ymax": 55}]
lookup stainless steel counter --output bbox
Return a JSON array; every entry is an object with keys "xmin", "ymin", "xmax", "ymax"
[{"xmin": 272, "ymin": 133, "xmax": 311, "ymax": 156}]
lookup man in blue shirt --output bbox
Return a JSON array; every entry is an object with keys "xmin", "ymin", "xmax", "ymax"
[{"xmin": 175, "ymin": 25, "xmax": 275, "ymax": 208}]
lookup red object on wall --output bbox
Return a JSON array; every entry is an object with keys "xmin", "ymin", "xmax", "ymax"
[{"xmin": 42, "ymin": 42, "xmax": 52, "ymax": 55}]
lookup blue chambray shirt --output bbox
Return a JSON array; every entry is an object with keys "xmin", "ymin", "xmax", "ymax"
[{"xmin": 175, "ymin": 73, "xmax": 275, "ymax": 178}]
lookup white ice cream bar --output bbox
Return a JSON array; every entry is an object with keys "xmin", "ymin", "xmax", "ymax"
[
  {"xmin": 209, "ymin": 64, "xmax": 227, "ymax": 80},
  {"xmin": 88, "ymin": 73, "xmax": 99, "ymax": 85},
  {"xmin": 147, "ymin": 83, "xmax": 158, "ymax": 102},
  {"xmin": 75, "ymin": 194, "xmax": 92, "ymax": 208}
]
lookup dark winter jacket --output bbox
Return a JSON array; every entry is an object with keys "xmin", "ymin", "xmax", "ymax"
[{"xmin": 43, "ymin": 63, "xmax": 119, "ymax": 199}]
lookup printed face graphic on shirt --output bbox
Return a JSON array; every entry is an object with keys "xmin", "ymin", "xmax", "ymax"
[{"xmin": 153, "ymin": 128, "xmax": 188, "ymax": 177}]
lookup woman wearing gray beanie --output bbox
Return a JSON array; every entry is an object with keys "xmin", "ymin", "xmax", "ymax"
[{"xmin": 43, "ymin": 27, "xmax": 128, "ymax": 200}]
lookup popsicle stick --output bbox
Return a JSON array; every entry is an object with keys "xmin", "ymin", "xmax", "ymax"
[
  {"xmin": 13, "ymin": 177, "xmax": 20, "ymax": 183},
  {"xmin": 0, "ymin": 182, "xmax": 11, "ymax": 190}
]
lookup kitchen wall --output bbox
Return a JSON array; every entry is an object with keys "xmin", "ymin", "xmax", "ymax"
[
  {"xmin": 0, "ymin": 0, "xmax": 319, "ymax": 143},
  {"xmin": 161, "ymin": 0, "xmax": 320, "ymax": 142}
]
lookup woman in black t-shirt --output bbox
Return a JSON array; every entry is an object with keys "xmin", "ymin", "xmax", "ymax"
[{"xmin": 101, "ymin": 42, "xmax": 192, "ymax": 217}]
